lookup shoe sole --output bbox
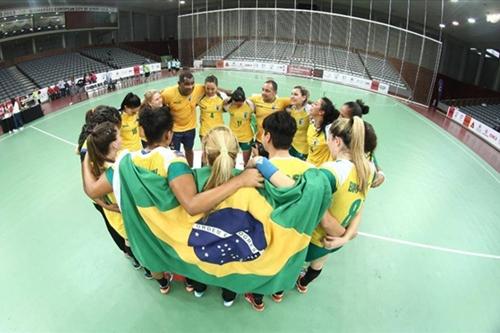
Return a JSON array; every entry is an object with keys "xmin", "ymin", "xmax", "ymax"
[
  {"xmin": 244, "ymin": 295, "xmax": 264, "ymax": 312},
  {"xmin": 295, "ymin": 283, "xmax": 308, "ymax": 294},
  {"xmin": 272, "ymin": 295, "xmax": 283, "ymax": 303},
  {"xmin": 160, "ymin": 286, "xmax": 171, "ymax": 294}
]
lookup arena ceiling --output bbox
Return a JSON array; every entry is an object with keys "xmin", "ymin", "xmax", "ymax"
[{"xmin": 1, "ymin": 0, "xmax": 499, "ymax": 48}]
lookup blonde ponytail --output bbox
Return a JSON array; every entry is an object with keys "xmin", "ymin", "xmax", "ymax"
[
  {"xmin": 350, "ymin": 117, "xmax": 371, "ymax": 194},
  {"xmin": 203, "ymin": 126, "xmax": 239, "ymax": 190},
  {"xmin": 329, "ymin": 116, "xmax": 371, "ymax": 194}
]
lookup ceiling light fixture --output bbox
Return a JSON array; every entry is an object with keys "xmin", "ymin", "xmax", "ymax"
[
  {"xmin": 467, "ymin": 18, "xmax": 476, "ymax": 24},
  {"xmin": 180, "ymin": 0, "xmax": 186, "ymax": 4},
  {"xmin": 486, "ymin": 13, "xmax": 500, "ymax": 23},
  {"xmin": 439, "ymin": 23, "xmax": 446, "ymax": 28},
  {"xmin": 452, "ymin": 21, "xmax": 459, "ymax": 26},
  {"xmin": 486, "ymin": 48, "xmax": 500, "ymax": 58}
]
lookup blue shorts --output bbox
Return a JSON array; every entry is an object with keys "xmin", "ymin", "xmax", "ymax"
[{"xmin": 171, "ymin": 128, "xmax": 196, "ymax": 151}]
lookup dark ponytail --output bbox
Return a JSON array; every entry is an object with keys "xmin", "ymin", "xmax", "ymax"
[
  {"xmin": 86, "ymin": 122, "xmax": 118, "ymax": 177},
  {"xmin": 344, "ymin": 99, "xmax": 370, "ymax": 118},
  {"xmin": 363, "ymin": 121, "xmax": 377, "ymax": 156},
  {"xmin": 317, "ymin": 97, "xmax": 339, "ymax": 136}
]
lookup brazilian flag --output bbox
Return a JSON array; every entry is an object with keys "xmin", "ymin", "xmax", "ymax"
[{"xmin": 113, "ymin": 154, "xmax": 331, "ymax": 294}]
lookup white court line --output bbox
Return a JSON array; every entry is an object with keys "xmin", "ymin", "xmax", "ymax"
[
  {"xmin": 0, "ymin": 94, "xmax": 121, "ymax": 145},
  {"xmin": 30, "ymin": 125, "xmax": 76, "ymax": 147},
  {"xmin": 30, "ymin": 94, "xmax": 121, "ymax": 127},
  {"xmin": 359, "ymin": 232, "xmax": 500, "ymax": 260},
  {"xmin": 395, "ymin": 100, "xmax": 500, "ymax": 183},
  {"xmin": 25, "ymin": 109, "xmax": 500, "ymax": 261},
  {"xmin": 0, "ymin": 131, "xmax": 15, "ymax": 144}
]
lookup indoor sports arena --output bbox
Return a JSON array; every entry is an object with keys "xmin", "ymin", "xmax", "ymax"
[{"xmin": 0, "ymin": 1, "xmax": 499, "ymax": 332}]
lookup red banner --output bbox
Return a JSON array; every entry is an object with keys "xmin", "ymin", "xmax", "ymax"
[
  {"xmin": 287, "ymin": 65, "xmax": 312, "ymax": 76},
  {"xmin": 463, "ymin": 115, "xmax": 472, "ymax": 128},
  {"xmin": 447, "ymin": 106, "xmax": 455, "ymax": 118},
  {"xmin": 370, "ymin": 80, "xmax": 380, "ymax": 91},
  {"xmin": 133, "ymin": 65, "xmax": 140, "ymax": 76}
]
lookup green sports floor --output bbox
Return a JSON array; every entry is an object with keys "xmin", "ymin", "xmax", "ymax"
[{"xmin": 1, "ymin": 70, "xmax": 499, "ymax": 333}]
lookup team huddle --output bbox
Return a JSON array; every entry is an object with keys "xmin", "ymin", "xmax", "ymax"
[{"xmin": 78, "ymin": 70, "xmax": 385, "ymax": 312}]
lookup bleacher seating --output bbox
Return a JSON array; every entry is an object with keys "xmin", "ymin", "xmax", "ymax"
[
  {"xmin": 360, "ymin": 53, "xmax": 408, "ymax": 89},
  {"xmin": 291, "ymin": 44, "xmax": 370, "ymax": 79},
  {"xmin": 456, "ymin": 104, "xmax": 500, "ymax": 130},
  {"xmin": 203, "ymin": 39, "xmax": 402, "ymax": 82},
  {"xmin": 80, "ymin": 47, "xmax": 152, "ymax": 69},
  {"xmin": 199, "ymin": 39, "xmax": 242, "ymax": 60},
  {"xmin": 0, "ymin": 67, "xmax": 38, "ymax": 102},
  {"xmin": 227, "ymin": 40, "xmax": 295, "ymax": 64},
  {"xmin": 17, "ymin": 53, "xmax": 111, "ymax": 88}
]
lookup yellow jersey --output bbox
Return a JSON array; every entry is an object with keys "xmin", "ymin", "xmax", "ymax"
[
  {"xmin": 306, "ymin": 124, "xmax": 332, "ymax": 167},
  {"xmin": 198, "ymin": 94, "xmax": 225, "ymax": 137},
  {"xmin": 249, "ymin": 95, "xmax": 291, "ymax": 142},
  {"xmin": 286, "ymin": 104, "xmax": 311, "ymax": 155},
  {"xmin": 102, "ymin": 162, "xmax": 126, "ymax": 239},
  {"xmin": 103, "ymin": 191, "xmax": 126, "ymax": 239},
  {"xmin": 270, "ymin": 156, "xmax": 314, "ymax": 179},
  {"xmin": 104, "ymin": 148, "xmax": 192, "ymax": 236},
  {"xmin": 225, "ymin": 100, "xmax": 255, "ymax": 143},
  {"xmin": 120, "ymin": 112, "xmax": 142, "ymax": 152},
  {"xmin": 310, "ymin": 159, "xmax": 376, "ymax": 247},
  {"xmin": 128, "ymin": 147, "xmax": 192, "ymax": 180},
  {"xmin": 161, "ymin": 84, "xmax": 205, "ymax": 132}
]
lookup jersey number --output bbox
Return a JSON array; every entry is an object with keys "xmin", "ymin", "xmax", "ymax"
[{"xmin": 341, "ymin": 199, "xmax": 362, "ymax": 227}]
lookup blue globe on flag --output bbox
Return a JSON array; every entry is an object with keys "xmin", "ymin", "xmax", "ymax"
[{"xmin": 188, "ymin": 208, "xmax": 267, "ymax": 265}]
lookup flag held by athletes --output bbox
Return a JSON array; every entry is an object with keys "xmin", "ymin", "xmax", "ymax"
[{"xmin": 114, "ymin": 153, "xmax": 331, "ymax": 294}]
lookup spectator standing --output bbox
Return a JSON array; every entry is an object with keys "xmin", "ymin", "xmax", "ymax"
[
  {"xmin": 32, "ymin": 89, "xmax": 41, "ymax": 104},
  {"xmin": 11, "ymin": 98, "xmax": 24, "ymax": 132},
  {"xmin": 2, "ymin": 102, "xmax": 14, "ymax": 134},
  {"xmin": 57, "ymin": 80, "xmax": 66, "ymax": 97}
]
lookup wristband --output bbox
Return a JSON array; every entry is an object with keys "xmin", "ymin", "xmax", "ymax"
[{"xmin": 254, "ymin": 156, "xmax": 278, "ymax": 180}]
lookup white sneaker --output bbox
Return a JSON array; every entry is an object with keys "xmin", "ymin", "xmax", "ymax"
[
  {"xmin": 223, "ymin": 300, "xmax": 234, "ymax": 307},
  {"xmin": 13, "ymin": 129, "xmax": 18, "ymax": 133},
  {"xmin": 20, "ymin": 127, "xmax": 24, "ymax": 131},
  {"xmin": 194, "ymin": 290, "xmax": 205, "ymax": 298}
]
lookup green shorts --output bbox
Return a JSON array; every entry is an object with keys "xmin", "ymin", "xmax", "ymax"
[
  {"xmin": 289, "ymin": 146, "xmax": 308, "ymax": 161},
  {"xmin": 239, "ymin": 141, "xmax": 253, "ymax": 151},
  {"xmin": 306, "ymin": 243, "xmax": 342, "ymax": 262}
]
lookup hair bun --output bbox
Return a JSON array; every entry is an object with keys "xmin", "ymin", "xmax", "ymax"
[{"xmin": 356, "ymin": 99, "xmax": 370, "ymax": 115}]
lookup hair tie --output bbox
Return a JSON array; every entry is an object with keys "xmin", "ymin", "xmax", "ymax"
[{"xmin": 220, "ymin": 146, "xmax": 228, "ymax": 155}]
